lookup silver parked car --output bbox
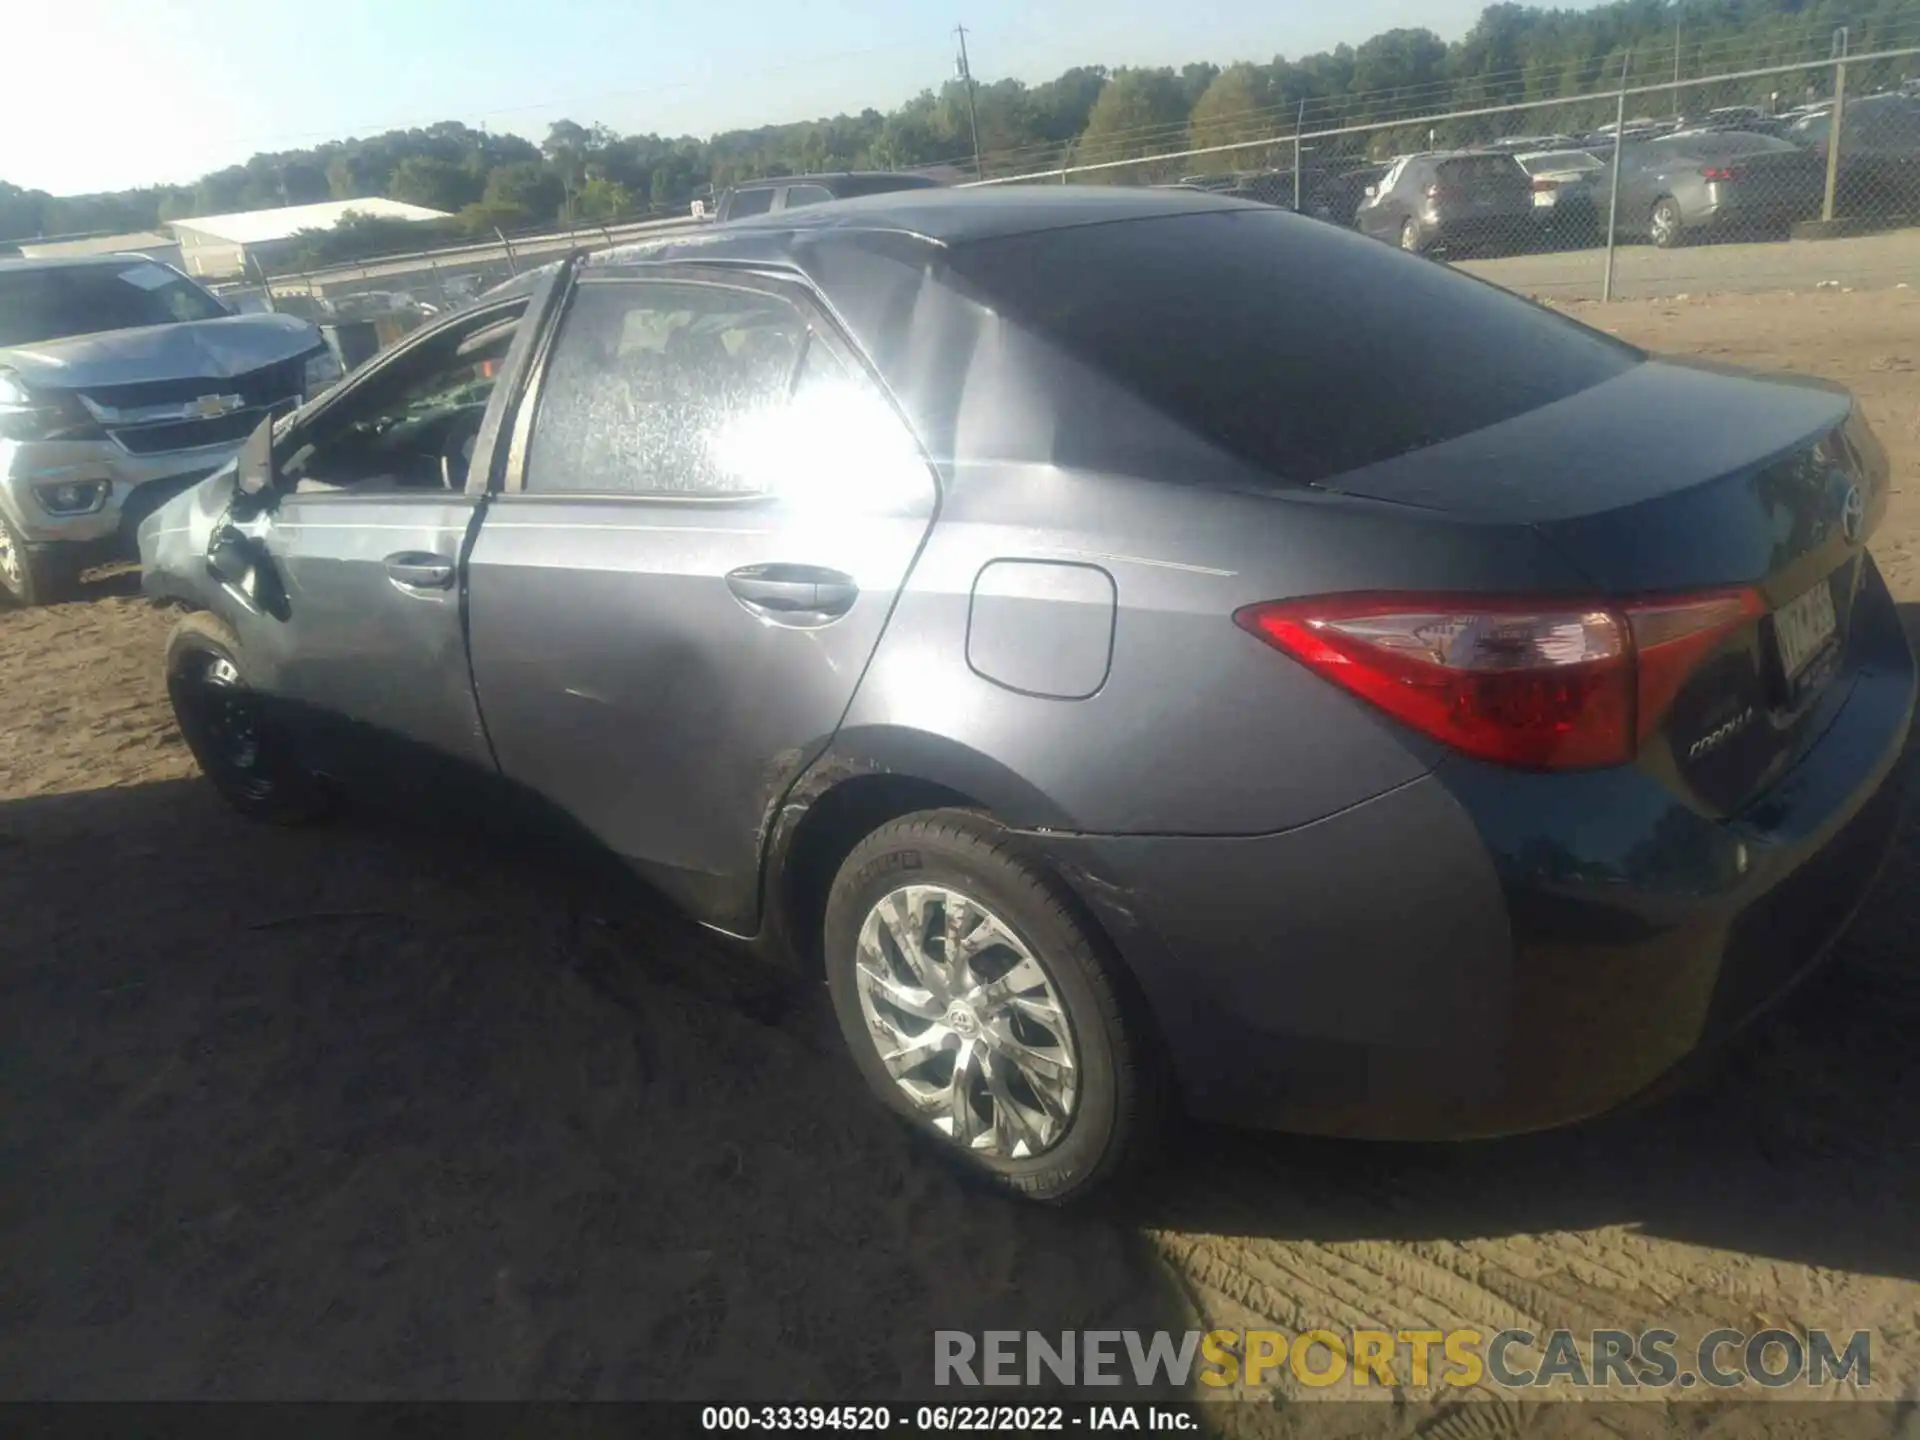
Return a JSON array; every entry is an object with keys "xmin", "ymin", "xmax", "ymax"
[
  {"xmin": 0, "ymin": 254, "xmax": 342, "ymax": 605},
  {"xmin": 140, "ymin": 189, "xmax": 1912, "ymax": 1203}
]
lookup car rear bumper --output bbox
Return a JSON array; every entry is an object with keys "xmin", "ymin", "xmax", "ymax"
[{"xmin": 1032, "ymin": 562, "xmax": 1915, "ymax": 1140}]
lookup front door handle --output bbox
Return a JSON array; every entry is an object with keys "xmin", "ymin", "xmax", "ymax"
[
  {"xmin": 725, "ymin": 563, "xmax": 859, "ymax": 622},
  {"xmin": 384, "ymin": 551, "xmax": 456, "ymax": 590}
]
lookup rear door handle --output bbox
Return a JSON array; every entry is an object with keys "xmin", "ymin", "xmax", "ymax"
[
  {"xmin": 384, "ymin": 552, "xmax": 456, "ymax": 590},
  {"xmin": 726, "ymin": 563, "xmax": 858, "ymax": 622}
]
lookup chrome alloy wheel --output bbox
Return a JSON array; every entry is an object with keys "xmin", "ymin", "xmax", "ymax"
[{"xmin": 853, "ymin": 884, "xmax": 1079, "ymax": 1158}]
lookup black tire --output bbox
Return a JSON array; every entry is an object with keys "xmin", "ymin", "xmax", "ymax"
[
  {"xmin": 1650, "ymin": 196, "xmax": 1687, "ymax": 249},
  {"xmin": 165, "ymin": 611, "xmax": 331, "ymax": 824},
  {"xmin": 823, "ymin": 808, "xmax": 1164, "ymax": 1204},
  {"xmin": 0, "ymin": 513, "xmax": 77, "ymax": 608}
]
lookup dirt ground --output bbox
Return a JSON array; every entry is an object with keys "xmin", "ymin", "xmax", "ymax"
[{"xmin": 2, "ymin": 290, "xmax": 1918, "ymax": 1429}]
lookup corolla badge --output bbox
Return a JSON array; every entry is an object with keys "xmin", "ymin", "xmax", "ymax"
[
  {"xmin": 1840, "ymin": 484, "xmax": 1866, "ymax": 545},
  {"xmin": 1687, "ymin": 706, "xmax": 1755, "ymax": 762}
]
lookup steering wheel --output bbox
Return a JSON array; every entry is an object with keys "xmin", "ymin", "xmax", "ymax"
[{"xmin": 437, "ymin": 410, "xmax": 486, "ymax": 490}]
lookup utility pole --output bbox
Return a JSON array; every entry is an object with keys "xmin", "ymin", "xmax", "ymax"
[
  {"xmin": 955, "ymin": 24, "xmax": 984, "ymax": 181},
  {"xmin": 1822, "ymin": 26, "xmax": 1850, "ymax": 223},
  {"xmin": 1672, "ymin": 3, "xmax": 1683, "ymax": 117}
]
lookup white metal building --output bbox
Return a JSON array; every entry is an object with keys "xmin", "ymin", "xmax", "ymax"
[
  {"xmin": 168, "ymin": 198, "xmax": 451, "ymax": 278},
  {"xmin": 15, "ymin": 230, "xmax": 184, "ymax": 268}
]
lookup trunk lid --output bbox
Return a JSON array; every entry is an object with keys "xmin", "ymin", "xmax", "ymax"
[{"xmin": 1314, "ymin": 357, "xmax": 1888, "ymax": 815}]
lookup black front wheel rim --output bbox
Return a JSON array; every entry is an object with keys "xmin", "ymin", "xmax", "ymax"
[{"xmin": 178, "ymin": 651, "xmax": 276, "ymax": 801}]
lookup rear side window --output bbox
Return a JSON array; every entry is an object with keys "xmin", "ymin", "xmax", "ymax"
[
  {"xmin": 727, "ymin": 187, "xmax": 775, "ymax": 218},
  {"xmin": 782, "ymin": 183, "xmax": 835, "ymax": 209},
  {"xmin": 941, "ymin": 208, "xmax": 1641, "ymax": 485},
  {"xmin": 523, "ymin": 280, "xmax": 808, "ymax": 496}
]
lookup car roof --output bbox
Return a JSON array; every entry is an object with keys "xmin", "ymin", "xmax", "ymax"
[
  {"xmin": 0, "ymin": 252, "xmax": 174, "ymax": 273},
  {"xmin": 592, "ymin": 184, "xmax": 1257, "ymax": 262},
  {"xmin": 727, "ymin": 171, "xmax": 941, "ymax": 190}
]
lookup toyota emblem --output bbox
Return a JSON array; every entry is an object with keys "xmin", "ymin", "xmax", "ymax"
[{"xmin": 1841, "ymin": 484, "xmax": 1866, "ymax": 545}]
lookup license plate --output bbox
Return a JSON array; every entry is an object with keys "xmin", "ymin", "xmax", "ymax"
[{"xmin": 1774, "ymin": 579, "xmax": 1838, "ymax": 680}]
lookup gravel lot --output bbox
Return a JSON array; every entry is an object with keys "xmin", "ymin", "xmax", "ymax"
[
  {"xmin": 2, "ymin": 289, "xmax": 1917, "ymax": 1425},
  {"xmin": 1464, "ymin": 227, "xmax": 1920, "ymax": 301}
]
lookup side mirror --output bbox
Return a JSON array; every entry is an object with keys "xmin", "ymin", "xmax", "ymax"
[
  {"xmin": 235, "ymin": 412, "xmax": 277, "ymax": 501},
  {"xmin": 206, "ymin": 526, "xmax": 254, "ymax": 587}
]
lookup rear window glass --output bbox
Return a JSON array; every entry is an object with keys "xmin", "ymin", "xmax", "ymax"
[
  {"xmin": 836, "ymin": 174, "xmax": 943, "ymax": 197},
  {"xmin": 941, "ymin": 208, "xmax": 1641, "ymax": 485},
  {"xmin": 1653, "ymin": 132, "xmax": 1794, "ymax": 156},
  {"xmin": 0, "ymin": 262, "xmax": 227, "ymax": 347},
  {"xmin": 1521, "ymin": 152, "xmax": 1602, "ymax": 173},
  {"xmin": 1438, "ymin": 155, "xmax": 1525, "ymax": 184},
  {"xmin": 727, "ymin": 187, "xmax": 775, "ymax": 218}
]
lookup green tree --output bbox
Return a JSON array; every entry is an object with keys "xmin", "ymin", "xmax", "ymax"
[
  {"xmin": 389, "ymin": 155, "xmax": 482, "ymax": 213},
  {"xmin": 575, "ymin": 177, "xmax": 635, "ymax": 220},
  {"xmin": 1188, "ymin": 63, "xmax": 1283, "ymax": 152},
  {"xmin": 482, "ymin": 161, "xmax": 565, "ymax": 223},
  {"xmin": 1075, "ymin": 67, "xmax": 1189, "ymax": 164}
]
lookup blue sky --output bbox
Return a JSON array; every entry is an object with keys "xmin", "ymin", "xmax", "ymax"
[{"xmin": 3, "ymin": 0, "xmax": 1498, "ymax": 196}]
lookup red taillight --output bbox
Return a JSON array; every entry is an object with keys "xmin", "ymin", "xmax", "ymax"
[
  {"xmin": 1530, "ymin": 177, "xmax": 1558, "ymax": 193},
  {"xmin": 1622, "ymin": 588, "xmax": 1766, "ymax": 744},
  {"xmin": 1699, "ymin": 165, "xmax": 1747, "ymax": 182},
  {"xmin": 1235, "ymin": 588, "xmax": 1766, "ymax": 772}
]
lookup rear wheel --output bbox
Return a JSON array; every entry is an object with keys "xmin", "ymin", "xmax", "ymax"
[
  {"xmin": 823, "ymin": 809, "xmax": 1163, "ymax": 1204},
  {"xmin": 0, "ymin": 514, "xmax": 76, "ymax": 608},
  {"xmin": 1649, "ymin": 196, "xmax": 1687, "ymax": 249},
  {"xmin": 166, "ymin": 612, "xmax": 331, "ymax": 824}
]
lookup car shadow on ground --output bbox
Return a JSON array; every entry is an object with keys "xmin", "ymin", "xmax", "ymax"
[
  {"xmin": 0, "ymin": 611, "xmax": 1913, "ymax": 1398},
  {"xmin": 0, "ymin": 777, "xmax": 1191, "ymax": 1400}
]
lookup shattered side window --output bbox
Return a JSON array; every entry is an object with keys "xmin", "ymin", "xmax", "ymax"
[{"xmin": 521, "ymin": 279, "xmax": 808, "ymax": 496}]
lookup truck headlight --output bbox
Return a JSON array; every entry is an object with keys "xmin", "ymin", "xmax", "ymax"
[
  {"xmin": 34, "ymin": 479, "xmax": 111, "ymax": 515},
  {"xmin": 0, "ymin": 368, "xmax": 103, "ymax": 443},
  {"xmin": 303, "ymin": 347, "xmax": 344, "ymax": 399}
]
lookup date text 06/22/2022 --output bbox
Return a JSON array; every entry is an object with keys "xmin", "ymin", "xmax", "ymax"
[{"xmin": 700, "ymin": 1405, "xmax": 1196, "ymax": 1432}]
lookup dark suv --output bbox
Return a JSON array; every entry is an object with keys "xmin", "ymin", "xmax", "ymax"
[
  {"xmin": 1356, "ymin": 150, "xmax": 1537, "ymax": 255},
  {"xmin": 712, "ymin": 171, "xmax": 944, "ymax": 223}
]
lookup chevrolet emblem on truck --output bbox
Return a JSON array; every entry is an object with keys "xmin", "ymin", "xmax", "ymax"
[{"xmin": 190, "ymin": 394, "xmax": 244, "ymax": 420}]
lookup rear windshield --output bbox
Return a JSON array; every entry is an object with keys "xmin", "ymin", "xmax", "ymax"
[
  {"xmin": 1520, "ymin": 151, "xmax": 1603, "ymax": 173},
  {"xmin": 834, "ymin": 174, "xmax": 944, "ymax": 197},
  {"xmin": 1652, "ymin": 131, "xmax": 1796, "ymax": 157},
  {"xmin": 0, "ymin": 261, "xmax": 227, "ymax": 347},
  {"xmin": 942, "ymin": 208, "xmax": 1641, "ymax": 485},
  {"xmin": 1437, "ymin": 154, "xmax": 1526, "ymax": 185}
]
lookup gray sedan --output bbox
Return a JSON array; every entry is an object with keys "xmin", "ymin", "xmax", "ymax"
[
  {"xmin": 1605, "ymin": 130, "xmax": 1828, "ymax": 246},
  {"xmin": 141, "ymin": 188, "xmax": 1913, "ymax": 1202}
]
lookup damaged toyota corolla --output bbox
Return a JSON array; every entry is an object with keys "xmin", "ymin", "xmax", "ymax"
[
  {"xmin": 0, "ymin": 253, "xmax": 341, "ymax": 605},
  {"xmin": 140, "ymin": 188, "xmax": 1914, "ymax": 1203}
]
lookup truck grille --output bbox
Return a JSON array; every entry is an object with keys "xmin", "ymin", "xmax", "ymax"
[
  {"xmin": 109, "ymin": 407, "xmax": 274, "ymax": 456},
  {"xmin": 78, "ymin": 355, "xmax": 308, "ymax": 414}
]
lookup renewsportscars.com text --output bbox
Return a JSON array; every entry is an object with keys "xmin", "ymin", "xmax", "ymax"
[{"xmin": 934, "ymin": 1328, "xmax": 1872, "ymax": 1391}]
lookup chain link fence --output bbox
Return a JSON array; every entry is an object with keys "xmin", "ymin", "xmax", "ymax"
[{"xmin": 972, "ymin": 41, "xmax": 1920, "ymax": 303}]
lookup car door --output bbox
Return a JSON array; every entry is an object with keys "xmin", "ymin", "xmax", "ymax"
[
  {"xmin": 222, "ymin": 267, "xmax": 566, "ymax": 787},
  {"xmin": 1356, "ymin": 158, "xmax": 1407, "ymax": 239},
  {"xmin": 464, "ymin": 266, "xmax": 938, "ymax": 935}
]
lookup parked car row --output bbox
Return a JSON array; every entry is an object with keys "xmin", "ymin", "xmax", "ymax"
[{"xmin": 1298, "ymin": 96, "xmax": 1920, "ymax": 255}]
